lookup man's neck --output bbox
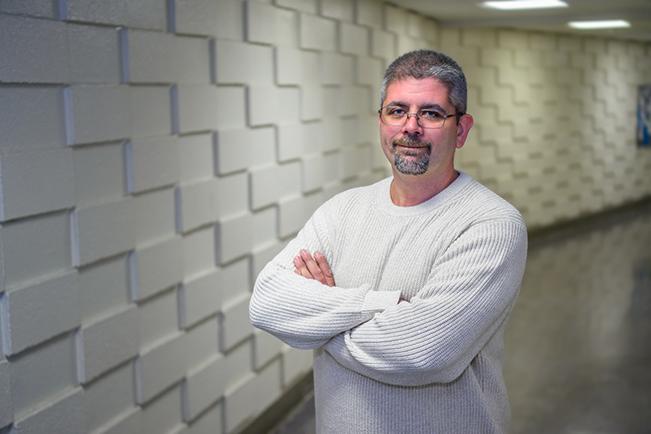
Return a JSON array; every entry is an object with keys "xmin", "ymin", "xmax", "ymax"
[{"xmin": 389, "ymin": 169, "xmax": 459, "ymax": 207}]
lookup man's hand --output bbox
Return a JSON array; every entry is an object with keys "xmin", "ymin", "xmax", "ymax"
[{"xmin": 293, "ymin": 250, "xmax": 336, "ymax": 287}]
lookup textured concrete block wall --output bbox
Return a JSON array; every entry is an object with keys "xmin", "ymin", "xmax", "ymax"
[
  {"xmin": 0, "ymin": 1, "xmax": 432, "ymax": 433},
  {"xmin": 0, "ymin": 0, "xmax": 650, "ymax": 433},
  {"xmin": 444, "ymin": 28, "xmax": 651, "ymax": 228}
]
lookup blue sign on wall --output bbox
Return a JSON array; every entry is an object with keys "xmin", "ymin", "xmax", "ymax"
[{"xmin": 638, "ymin": 84, "xmax": 651, "ymax": 147}]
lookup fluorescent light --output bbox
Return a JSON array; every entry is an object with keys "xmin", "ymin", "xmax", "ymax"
[
  {"xmin": 481, "ymin": 0, "xmax": 568, "ymax": 10},
  {"xmin": 568, "ymin": 20, "xmax": 631, "ymax": 29}
]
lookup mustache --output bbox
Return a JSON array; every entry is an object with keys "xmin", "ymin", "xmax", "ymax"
[{"xmin": 392, "ymin": 136, "xmax": 432, "ymax": 149}]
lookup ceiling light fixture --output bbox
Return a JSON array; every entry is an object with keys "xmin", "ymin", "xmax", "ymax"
[
  {"xmin": 568, "ymin": 20, "xmax": 631, "ymax": 29},
  {"xmin": 481, "ymin": 0, "xmax": 568, "ymax": 10}
]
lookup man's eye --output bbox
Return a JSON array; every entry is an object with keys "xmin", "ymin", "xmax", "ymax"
[
  {"xmin": 420, "ymin": 110, "xmax": 444, "ymax": 120},
  {"xmin": 386, "ymin": 107, "xmax": 406, "ymax": 117}
]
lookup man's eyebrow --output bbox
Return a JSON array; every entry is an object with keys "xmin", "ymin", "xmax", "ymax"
[{"xmin": 384, "ymin": 101, "xmax": 447, "ymax": 112}]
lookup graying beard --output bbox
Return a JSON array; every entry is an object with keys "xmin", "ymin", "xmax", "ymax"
[{"xmin": 394, "ymin": 153, "xmax": 429, "ymax": 175}]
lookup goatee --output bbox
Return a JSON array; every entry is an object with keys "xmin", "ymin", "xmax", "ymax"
[{"xmin": 392, "ymin": 136, "xmax": 432, "ymax": 175}]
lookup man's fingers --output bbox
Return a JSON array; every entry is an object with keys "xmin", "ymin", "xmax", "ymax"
[
  {"xmin": 300, "ymin": 250, "xmax": 326, "ymax": 284},
  {"xmin": 294, "ymin": 255, "xmax": 312, "ymax": 280},
  {"xmin": 314, "ymin": 252, "xmax": 335, "ymax": 287}
]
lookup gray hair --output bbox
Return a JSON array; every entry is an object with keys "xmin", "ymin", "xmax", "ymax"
[{"xmin": 380, "ymin": 50, "xmax": 468, "ymax": 115}]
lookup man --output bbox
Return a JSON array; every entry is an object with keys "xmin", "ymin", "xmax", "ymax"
[{"xmin": 249, "ymin": 49, "xmax": 527, "ymax": 434}]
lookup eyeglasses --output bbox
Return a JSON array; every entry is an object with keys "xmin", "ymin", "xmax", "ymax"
[{"xmin": 378, "ymin": 106, "xmax": 460, "ymax": 129}]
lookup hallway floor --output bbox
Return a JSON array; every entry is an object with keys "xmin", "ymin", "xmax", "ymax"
[{"xmin": 269, "ymin": 202, "xmax": 651, "ymax": 434}]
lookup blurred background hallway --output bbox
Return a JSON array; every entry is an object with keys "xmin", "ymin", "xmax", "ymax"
[{"xmin": 268, "ymin": 200, "xmax": 651, "ymax": 434}]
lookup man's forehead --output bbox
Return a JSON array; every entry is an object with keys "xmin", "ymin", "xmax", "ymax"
[{"xmin": 384, "ymin": 77, "xmax": 451, "ymax": 105}]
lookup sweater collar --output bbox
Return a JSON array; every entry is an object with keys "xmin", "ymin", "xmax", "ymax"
[{"xmin": 374, "ymin": 171, "xmax": 473, "ymax": 216}]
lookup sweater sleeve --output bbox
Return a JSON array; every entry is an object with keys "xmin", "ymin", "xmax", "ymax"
[
  {"xmin": 249, "ymin": 201, "xmax": 401, "ymax": 349},
  {"xmin": 323, "ymin": 218, "xmax": 528, "ymax": 386}
]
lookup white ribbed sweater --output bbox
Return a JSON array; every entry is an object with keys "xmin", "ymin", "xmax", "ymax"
[{"xmin": 250, "ymin": 173, "xmax": 528, "ymax": 434}]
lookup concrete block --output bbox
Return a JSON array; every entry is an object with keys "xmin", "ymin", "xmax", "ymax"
[
  {"xmin": 94, "ymin": 408, "xmax": 142, "ymax": 434},
  {"xmin": 0, "ymin": 0, "xmax": 57, "ymax": 18},
  {"xmin": 133, "ymin": 188, "xmax": 176, "ymax": 245},
  {"xmin": 216, "ymin": 213, "xmax": 253, "ymax": 264},
  {"xmin": 252, "ymin": 330, "xmax": 283, "ymax": 370},
  {"xmin": 127, "ymin": 136, "xmax": 179, "ymax": 193},
  {"xmin": 179, "ymin": 269, "xmax": 222, "ymax": 328},
  {"xmin": 73, "ymin": 143, "xmax": 125, "ymax": 207},
  {"xmin": 320, "ymin": 52, "xmax": 354, "ymax": 85},
  {"xmin": 0, "ymin": 359, "xmax": 12, "ymax": 427},
  {"xmin": 340, "ymin": 23, "xmax": 369, "ymax": 56},
  {"xmin": 73, "ymin": 198, "xmax": 135, "ymax": 267},
  {"xmin": 282, "ymin": 347, "xmax": 313, "ymax": 386},
  {"xmin": 277, "ymin": 124, "xmax": 304, "ymax": 162},
  {"xmin": 463, "ymin": 28, "xmax": 497, "ymax": 48},
  {"xmin": 0, "ymin": 87, "xmax": 66, "ymax": 152},
  {"xmin": 249, "ymin": 161, "xmax": 301, "ymax": 209},
  {"xmin": 251, "ymin": 241, "xmax": 284, "ymax": 282},
  {"xmin": 136, "ymin": 333, "xmax": 187, "ymax": 404},
  {"xmin": 138, "ymin": 289, "xmax": 179, "ymax": 349},
  {"xmin": 130, "ymin": 86, "xmax": 172, "ymax": 139},
  {"xmin": 219, "ymin": 258, "xmax": 251, "ymax": 307},
  {"xmin": 0, "ymin": 211, "xmax": 71, "ymax": 290},
  {"xmin": 497, "ymin": 30, "xmax": 527, "ymax": 50},
  {"xmin": 221, "ymin": 295, "xmax": 253, "ymax": 351},
  {"xmin": 79, "ymin": 255, "xmax": 130, "ymax": 323},
  {"xmin": 185, "ymin": 403, "xmax": 223, "ymax": 434},
  {"xmin": 247, "ymin": 86, "xmax": 300, "ymax": 126},
  {"xmin": 215, "ymin": 40, "xmax": 274, "ymax": 85},
  {"xmin": 300, "ymin": 85, "xmax": 325, "ymax": 121},
  {"xmin": 278, "ymin": 195, "xmax": 305, "ymax": 238},
  {"xmin": 131, "ymin": 237, "xmax": 183, "ymax": 301},
  {"xmin": 0, "ymin": 148, "xmax": 75, "ymax": 222},
  {"xmin": 371, "ymin": 28, "xmax": 396, "ymax": 61},
  {"xmin": 214, "ymin": 172, "xmax": 249, "ymax": 219},
  {"xmin": 10, "ymin": 334, "xmax": 77, "ymax": 418},
  {"xmin": 0, "ymin": 15, "xmax": 69, "ymax": 83},
  {"xmin": 321, "ymin": 117, "xmax": 344, "ymax": 152},
  {"xmin": 140, "ymin": 385, "xmax": 184, "ymax": 434},
  {"xmin": 177, "ymin": 85, "xmax": 247, "ymax": 133},
  {"xmin": 275, "ymin": 47, "xmax": 320, "ymax": 86},
  {"xmin": 214, "ymin": 127, "xmax": 275, "ymax": 175},
  {"xmin": 252, "ymin": 207, "xmax": 278, "ymax": 249},
  {"xmin": 320, "ymin": 0, "xmax": 353, "ymax": 21},
  {"xmin": 83, "ymin": 363, "xmax": 135, "ymax": 432},
  {"xmin": 246, "ymin": 1, "xmax": 298, "ymax": 47},
  {"xmin": 12, "ymin": 387, "xmax": 84, "ymax": 434},
  {"xmin": 299, "ymin": 13, "xmax": 336, "ymax": 51},
  {"xmin": 177, "ymin": 179, "xmax": 218, "ymax": 233},
  {"xmin": 342, "ymin": 145, "xmax": 372, "ymax": 180},
  {"xmin": 385, "ymin": 4, "xmax": 407, "ymax": 35},
  {"xmin": 224, "ymin": 360, "xmax": 281, "ymax": 433},
  {"xmin": 2, "ymin": 272, "xmax": 80, "ymax": 355},
  {"xmin": 421, "ymin": 18, "xmax": 439, "ymax": 44},
  {"xmin": 275, "ymin": 0, "xmax": 316, "ymax": 13},
  {"xmin": 356, "ymin": 0, "xmax": 383, "ymax": 28},
  {"xmin": 68, "ymin": 23, "xmax": 121, "ymax": 84},
  {"xmin": 480, "ymin": 47, "xmax": 512, "ymax": 68},
  {"xmin": 183, "ymin": 227, "xmax": 216, "ymax": 279},
  {"xmin": 301, "ymin": 154, "xmax": 326, "ymax": 192},
  {"xmin": 127, "ymin": 30, "xmax": 211, "ymax": 84},
  {"xmin": 178, "ymin": 134, "xmax": 214, "ymax": 183},
  {"xmin": 529, "ymin": 32, "xmax": 556, "ymax": 51},
  {"xmin": 126, "ymin": 29, "xmax": 175, "ymax": 83},
  {"xmin": 66, "ymin": 85, "xmax": 131, "ymax": 145},
  {"xmin": 174, "ymin": 36, "xmax": 212, "ymax": 84},
  {"xmin": 356, "ymin": 56, "xmax": 383, "ymax": 86},
  {"xmin": 223, "ymin": 340, "xmax": 253, "ymax": 392},
  {"xmin": 185, "ymin": 318, "xmax": 220, "ymax": 369},
  {"xmin": 183, "ymin": 355, "xmax": 226, "ymax": 421},
  {"xmin": 174, "ymin": 0, "xmax": 243, "ymax": 40},
  {"xmin": 77, "ymin": 305, "xmax": 139, "ymax": 383},
  {"xmin": 66, "ymin": 0, "xmax": 166, "ymax": 30}
]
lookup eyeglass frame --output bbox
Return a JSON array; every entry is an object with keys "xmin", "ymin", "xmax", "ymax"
[{"xmin": 378, "ymin": 106, "xmax": 464, "ymax": 129}]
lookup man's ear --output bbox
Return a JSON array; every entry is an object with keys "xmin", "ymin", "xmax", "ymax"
[{"xmin": 455, "ymin": 114, "xmax": 474, "ymax": 149}]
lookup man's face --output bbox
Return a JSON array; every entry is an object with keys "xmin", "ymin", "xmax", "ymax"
[{"xmin": 379, "ymin": 77, "xmax": 463, "ymax": 177}]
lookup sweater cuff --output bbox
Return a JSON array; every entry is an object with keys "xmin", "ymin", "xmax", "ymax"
[{"xmin": 361, "ymin": 290, "xmax": 401, "ymax": 313}]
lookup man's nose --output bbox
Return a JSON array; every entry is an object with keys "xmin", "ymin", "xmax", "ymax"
[{"xmin": 402, "ymin": 113, "xmax": 422, "ymax": 134}]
